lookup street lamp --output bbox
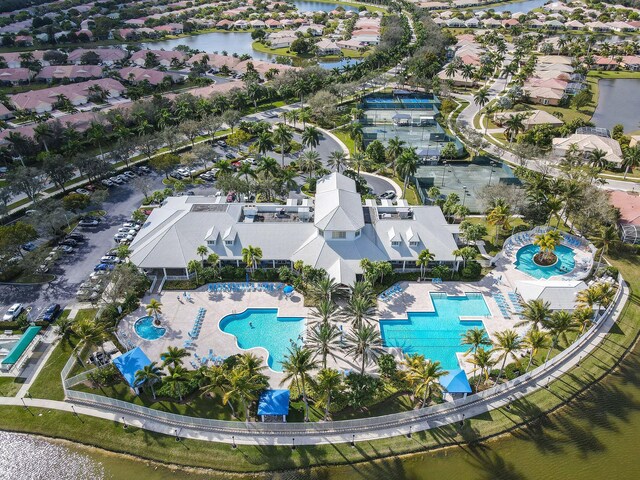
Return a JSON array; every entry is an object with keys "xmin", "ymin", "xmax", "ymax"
[
  {"xmin": 488, "ymin": 161, "xmax": 497, "ymax": 186},
  {"xmin": 462, "ymin": 186, "xmax": 468, "ymax": 207},
  {"xmin": 441, "ymin": 161, "xmax": 448, "ymax": 187}
]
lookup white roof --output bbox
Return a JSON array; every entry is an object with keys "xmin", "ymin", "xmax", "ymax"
[
  {"xmin": 314, "ymin": 173, "xmax": 365, "ymax": 232},
  {"xmin": 516, "ymin": 280, "xmax": 587, "ymax": 310}
]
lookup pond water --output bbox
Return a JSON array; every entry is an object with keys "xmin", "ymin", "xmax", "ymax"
[
  {"xmin": 479, "ymin": 0, "xmax": 549, "ymax": 14},
  {"xmin": 293, "ymin": 0, "xmax": 359, "ymax": 13},
  {"xmin": 142, "ymin": 31, "xmax": 361, "ymax": 69},
  {"xmin": 591, "ymin": 78, "xmax": 640, "ymax": 132}
]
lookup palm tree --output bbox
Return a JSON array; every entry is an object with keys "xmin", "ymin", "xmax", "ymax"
[
  {"xmin": 164, "ymin": 365, "xmax": 189, "ymax": 401},
  {"xmin": 542, "ymin": 311, "xmax": 577, "ymax": 363},
  {"xmin": 592, "ymin": 225, "xmax": 618, "ymax": 267},
  {"xmin": 504, "ymin": 112, "xmax": 527, "ymax": 143},
  {"xmin": 254, "ymin": 131, "xmax": 274, "ymax": 159},
  {"xmin": 161, "ymin": 346, "xmax": 189, "ymax": 368},
  {"xmin": 473, "ymin": 87, "xmax": 490, "ymax": 110},
  {"xmin": 301, "ymin": 125, "xmax": 321, "ymax": 151},
  {"xmin": 272, "ymin": 123, "xmax": 293, "ymax": 167},
  {"xmin": 200, "ymin": 364, "xmax": 236, "ymax": 417},
  {"xmin": 469, "ymin": 347, "xmax": 495, "ymax": 390},
  {"xmin": 196, "ymin": 245, "xmax": 208, "ymax": 266},
  {"xmin": 573, "ymin": 307, "xmax": 594, "ymax": 336},
  {"xmin": 406, "ymin": 357, "xmax": 448, "ymax": 408},
  {"xmin": 257, "ymin": 156, "xmax": 279, "ymax": 179},
  {"xmin": 347, "ymin": 122, "xmax": 363, "ymax": 152},
  {"xmin": 236, "ymin": 162, "xmax": 256, "ymax": 183},
  {"xmin": 135, "ymin": 362, "xmax": 165, "ymax": 399},
  {"xmin": 72, "ymin": 318, "xmax": 104, "ymax": 364},
  {"xmin": 33, "ymin": 123, "xmax": 53, "ymax": 152},
  {"xmin": 487, "ymin": 203, "xmax": 512, "ymax": 243},
  {"xmin": 241, "ymin": 245, "xmax": 263, "ymax": 274},
  {"xmin": 207, "ymin": 252, "xmax": 220, "ymax": 276},
  {"xmin": 516, "ymin": 299, "xmax": 551, "ymax": 330},
  {"xmin": 522, "ymin": 328, "xmax": 550, "ymax": 371},
  {"xmin": 310, "ymin": 298, "xmax": 340, "ymax": 325},
  {"xmin": 344, "ymin": 324, "xmax": 384, "ymax": 374},
  {"xmin": 349, "ymin": 152, "xmax": 367, "ymax": 177},
  {"xmin": 299, "ymin": 150, "xmax": 321, "ymax": 180},
  {"xmin": 416, "ymin": 249, "xmax": 435, "ymax": 278},
  {"xmin": 344, "ymin": 295, "xmax": 375, "ymax": 328},
  {"xmin": 396, "ymin": 148, "xmax": 418, "ymax": 197},
  {"xmin": 461, "ymin": 327, "xmax": 491, "ymax": 355},
  {"xmin": 307, "ymin": 323, "xmax": 341, "ymax": 369},
  {"xmin": 280, "ymin": 344, "xmax": 318, "ymax": 422},
  {"xmin": 588, "ymin": 148, "xmax": 608, "ymax": 172},
  {"xmin": 225, "ymin": 366, "xmax": 267, "ymax": 422},
  {"xmin": 327, "ymin": 150, "xmax": 348, "ymax": 173},
  {"xmin": 622, "ymin": 145, "xmax": 640, "ymax": 179},
  {"xmin": 308, "ymin": 276, "xmax": 341, "ymax": 303},
  {"xmin": 236, "ymin": 352, "xmax": 267, "ymax": 377},
  {"xmin": 146, "ymin": 299, "xmax": 162, "ymax": 327},
  {"xmin": 187, "ymin": 259, "xmax": 201, "ymax": 284},
  {"xmin": 492, "ymin": 329, "xmax": 522, "ymax": 385},
  {"xmin": 314, "ymin": 368, "xmax": 342, "ymax": 421},
  {"xmin": 386, "ymin": 137, "xmax": 406, "ymax": 176}
]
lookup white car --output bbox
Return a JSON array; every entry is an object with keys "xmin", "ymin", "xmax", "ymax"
[
  {"xmin": 101, "ymin": 179, "xmax": 114, "ymax": 187},
  {"xmin": 123, "ymin": 223, "xmax": 140, "ymax": 231},
  {"xmin": 76, "ymin": 188, "xmax": 90, "ymax": 195},
  {"xmin": 124, "ymin": 171, "xmax": 136, "ymax": 178},
  {"xmin": 114, "ymin": 233, "xmax": 129, "ymax": 240},
  {"xmin": 3, "ymin": 303, "xmax": 24, "ymax": 321},
  {"xmin": 100, "ymin": 255, "xmax": 119, "ymax": 264}
]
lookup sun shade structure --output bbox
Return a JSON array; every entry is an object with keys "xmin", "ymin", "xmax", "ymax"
[
  {"xmin": 112, "ymin": 347, "xmax": 152, "ymax": 388},
  {"xmin": 439, "ymin": 369, "xmax": 472, "ymax": 395},
  {"xmin": 257, "ymin": 389, "xmax": 290, "ymax": 422},
  {"xmin": 0, "ymin": 326, "xmax": 41, "ymax": 368}
]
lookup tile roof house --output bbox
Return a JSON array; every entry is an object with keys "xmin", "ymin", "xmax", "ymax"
[
  {"xmin": 67, "ymin": 48, "xmax": 128, "ymax": 65},
  {"xmin": 118, "ymin": 66, "xmax": 183, "ymax": 85},
  {"xmin": 0, "ymin": 51, "xmax": 49, "ymax": 69},
  {"xmin": 0, "ymin": 68, "xmax": 33, "ymax": 85},
  {"xmin": 36, "ymin": 65, "xmax": 104, "ymax": 82},
  {"xmin": 10, "ymin": 78, "xmax": 125, "ymax": 113},
  {"xmin": 316, "ymin": 39, "xmax": 341, "ymax": 56},
  {"xmin": 130, "ymin": 49, "xmax": 188, "ymax": 67},
  {"xmin": 128, "ymin": 173, "xmax": 459, "ymax": 285},
  {"xmin": 494, "ymin": 109, "xmax": 564, "ymax": 131},
  {"xmin": 552, "ymin": 134, "xmax": 623, "ymax": 165},
  {"xmin": 525, "ymin": 86, "xmax": 566, "ymax": 106}
]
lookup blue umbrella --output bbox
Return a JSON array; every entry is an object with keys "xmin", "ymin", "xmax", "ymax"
[{"xmin": 283, "ymin": 285, "xmax": 294, "ymax": 295}]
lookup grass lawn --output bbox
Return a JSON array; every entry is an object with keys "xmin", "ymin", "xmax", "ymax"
[
  {"xmin": 0, "ymin": 377, "xmax": 23, "ymax": 397},
  {"xmin": 28, "ymin": 334, "xmax": 80, "ymax": 401},
  {"xmin": 464, "ymin": 216, "xmax": 530, "ymax": 256},
  {"xmin": 332, "ymin": 128, "xmax": 355, "ymax": 154}
]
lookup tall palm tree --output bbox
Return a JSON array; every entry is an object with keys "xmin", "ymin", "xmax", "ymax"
[
  {"xmin": 236, "ymin": 162, "xmax": 256, "ymax": 183},
  {"xmin": 349, "ymin": 152, "xmax": 367, "ymax": 177},
  {"xmin": 396, "ymin": 148, "xmax": 418, "ymax": 197},
  {"xmin": 386, "ymin": 137, "xmax": 406, "ymax": 176},
  {"xmin": 161, "ymin": 346, "xmax": 189, "ymax": 368},
  {"xmin": 280, "ymin": 344, "xmax": 318, "ymax": 422},
  {"xmin": 257, "ymin": 156, "xmax": 279, "ymax": 179},
  {"xmin": 196, "ymin": 245, "xmax": 208, "ymax": 266},
  {"xmin": 200, "ymin": 364, "xmax": 236, "ymax": 417},
  {"xmin": 347, "ymin": 122, "xmax": 363, "ymax": 152},
  {"xmin": 146, "ymin": 299, "xmax": 162, "ymax": 326},
  {"xmin": 241, "ymin": 245, "xmax": 263, "ymax": 274},
  {"xmin": 344, "ymin": 324, "xmax": 384, "ymax": 374},
  {"xmin": 236, "ymin": 352, "xmax": 267, "ymax": 377},
  {"xmin": 573, "ymin": 306, "xmax": 594, "ymax": 336},
  {"xmin": 416, "ymin": 249, "xmax": 434, "ymax": 278},
  {"xmin": 327, "ymin": 150, "xmax": 348, "ymax": 173},
  {"xmin": 350, "ymin": 281, "xmax": 375, "ymax": 305},
  {"xmin": 135, "ymin": 362, "xmax": 165, "ymax": 399},
  {"xmin": 72, "ymin": 318, "xmax": 104, "ymax": 363},
  {"xmin": 622, "ymin": 145, "xmax": 640, "ymax": 179},
  {"xmin": 473, "ymin": 87, "xmax": 490, "ymax": 110},
  {"xmin": 314, "ymin": 368, "xmax": 342, "ymax": 421},
  {"xmin": 516, "ymin": 299, "xmax": 551, "ymax": 330},
  {"xmin": 469, "ymin": 347, "xmax": 495, "ymax": 390},
  {"xmin": 299, "ymin": 150, "xmax": 321, "ymax": 180},
  {"xmin": 301, "ymin": 125, "xmax": 321, "ymax": 151},
  {"xmin": 588, "ymin": 148, "xmax": 608, "ymax": 172},
  {"xmin": 344, "ymin": 295, "xmax": 375, "ymax": 328},
  {"xmin": 592, "ymin": 225, "xmax": 618, "ymax": 267},
  {"xmin": 254, "ymin": 131, "xmax": 274, "ymax": 158},
  {"xmin": 187, "ymin": 259, "xmax": 201, "ymax": 284},
  {"xmin": 308, "ymin": 276, "xmax": 341, "ymax": 303},
  {"xmin": 461, "ymin": 327, "xmax": 491, "ymax": 356},
  {"xmin": 307, "ymin": 323, "xmax": 341, "ymax": 369},
  {"xmin": 224, "ymin": 366, "xmax": 267, "ymax": 422},
  {"xmin": 165, "ymin": 365, "xmax": 189, "ymax": 401},
  {"xmin": 503, "ymin": 112, "xmax": 527, "ymax": 143},
  {"xmin": 522, "ymin": 328, "xmax": 550, "ymax": 371},
  {"xmin": 406, "ymin": 357, "xmax": 448, "ymax": 408},
  {"xmin": 492, "ymin": 329, "xmax": 522, "ymax": 385},
  {"xmin": 272, "ymin": 123, "xmax": 293, "ymax": 167},
  {"xmin": 487, "ymin": 203, "xmax": 512, "ymax": 243},
  {"xmin": 542, "ymin": 311, "xmax": 577, "ymax": 363},
  {"xmin": 310, "ymin": 298, "xmax": 340, "ymax": 325}
]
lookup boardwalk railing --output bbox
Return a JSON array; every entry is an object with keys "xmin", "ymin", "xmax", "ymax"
[{"xmin": 63, "ymin": 275, "xmax": 625, "ymax": 438}]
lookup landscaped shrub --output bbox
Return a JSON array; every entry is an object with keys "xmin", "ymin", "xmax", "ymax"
[
  {"xmin": 155, "ymin": 375, "xmax": 199, "ymax": 401},
  {"xmin": 89, "ymin": 364, "xmax": 121, "ymax": 387},
  {"xmin": 252, "ymin": 269, "xmax": 280, "ymax": 281},
  {"xmin": 461, "ymin": 260, "xmax": 482, "ymax": 280},
  {"xmin": 163, "ymin": 279, "xmax": 197, "ymax": 290},
  {"xmin": 377, "ymin": 354, "xmax": 398, "ymax": 381},
  {"xmin": 219, "ymin": 266, "xmax": 246, "ymax": 281},
  {"xmin": 344, "ymin": 373, "xmax": 383, "ymax": 409}
]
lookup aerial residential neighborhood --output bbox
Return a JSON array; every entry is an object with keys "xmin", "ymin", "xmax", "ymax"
[{"xmin": 0, "ymin": 0, "xmax": 638, "ymax": 478}]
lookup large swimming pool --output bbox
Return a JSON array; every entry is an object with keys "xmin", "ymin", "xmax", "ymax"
[
  {"xmin": 219, "ymin": 308, "xmax": 305, "ymax": 372},
  {"xmin": 379, "ymin": 293, "xmax": 490, "ymax": 370},
  {"xmin": 515, "ymin": 244, "xmax": 576, "ymax": 279}
]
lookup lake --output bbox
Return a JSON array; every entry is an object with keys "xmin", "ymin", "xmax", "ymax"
[
  {"xmin": 479, "ymin": 0, "xmax": 549, "ymax": 14},
  {"xmin": 3, "ymin": 336, "xmax": 640, "ymax": 479},
  {"xmin": 293, "ymin": 0, "xmax": 360, "ymax": 13},
  {"xmin": 591, "ymin": 78, "xmax": 640, "ymax": 132}
]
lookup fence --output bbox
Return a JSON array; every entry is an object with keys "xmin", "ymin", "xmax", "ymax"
[{"xmin": 63, "ymin": 275, "xmax": 626, "ymax": 439}]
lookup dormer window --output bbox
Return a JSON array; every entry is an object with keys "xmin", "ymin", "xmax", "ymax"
[
  {"xmin": 224, "ymin": 239, "xmax": 234, "ymax": 246},
  {"xmin": 391, "ymin": 240, "xmax": 401, "ymax": 247},
  {"xmin": 207, "ymin": 240, "xmax": 215, "ymax": 246},
  {"xmin": 332, "ymin": 231, "xmax": 347, "ymax": 239},
  {"xmin": 409, "ymin": 240, "xmax": 419, "ymax": 247}
]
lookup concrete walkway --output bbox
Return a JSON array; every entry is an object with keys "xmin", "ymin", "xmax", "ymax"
[{"xmin": 0, "ymin": 280, "xmax": 627, "ymax": 446}]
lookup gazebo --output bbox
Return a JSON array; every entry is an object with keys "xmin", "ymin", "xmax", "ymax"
[
  {"xmin": 257, "ymin": 389, "xmax": 290, "ymax": 422},
  {"xmin": 440, "ymin": 369, "xmax": 472, "ymax": 398},
  {"xmin": 112, "ymin": 347, "xmax": 152, "ymax": 392}
]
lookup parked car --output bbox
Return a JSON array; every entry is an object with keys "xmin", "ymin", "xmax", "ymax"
[
  {"xmin": 116, "ymin": 174, "xmax": 128, "ymax": 182},
  {"xmin": 3, "ymin": 303, "xmax": 24, "ymax": 321},
  {"xmin": 139, "ymin": 166, "xmax": 151, "ymax": 173},
  {"xmin": 110, "ymin": 176, "xmax": 124, "ymax": 184},
  {"xmin": 94, "ymin": 263, "xmax": 114, "ymax": 271},
  {"xmin": 123, "ymin": 222, "xmax": 140, "ymax": 231},
  {"xmin": 21, "ymin": 242, "xmax": 36, "ymax": 251},
  {"xmin": 78, "ymin": 219, "xmax": 100, "ymax": 227},
  {"xmin": 66, "ymin": 233, "xmax": 85, "ymax": 242},
  {"xmin": 199, "ymin": 173, "xmax": 213, "ymax": 181},
  {"xmin": 60, "ymin": 245, "xmax": 74, "ymax": 254},
  {"xmin": 169, "ymin": 172, "xmax": 182, "ymax": 180},
  {"xmin": 36, "ymin": 264, "xmax": 49, "ymax": 274},
  {"xmin": 124, "ymin": 171, "xmax": 136, "ymax": 178},
  {"xmin": 101, "ymin": 179, "xmax": 114, "ymax": 187},
  {"xmin": 75, "ymin": 188, "xmax": 90, "ymax": 196},
  {"xmin": 379, "ymin": 190, "xmax": 397, "ymax": 200},
  {"xmin": 84, "ymin": 184, "xmax": 96, "ymax": 192},
  {"xmin": 186, "ymin": 190, "xmax": 195, "ymax": 196},
  {"xmin": 59, "ymin": 239, "xmax": 77, "ymax": 247},
  {"xmin": 100, "ymin": 255, "xmax": 119, "ymax": 264},
  {"xmin": 217, "ymin": 140, "xmax": 226, "ymax": 147},
  {"xmin": 225, "ymin": 152, "xmax": 235, "ymax": 159},
  {"xmin": 41, "ymin": 303, "xmax": 61, "ymax": 322}
]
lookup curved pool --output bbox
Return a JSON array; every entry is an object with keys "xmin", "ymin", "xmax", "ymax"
[
  {"xmin": 134, "ymin": 316, "xmax": 166, "ymax": 341},
  {"xmin": 219, "ymin": 308, "xmax": 305, "ymax": 371},
  {"xmin": 515, "ymin": 244, "xmax": 576, "ymax": 279}
]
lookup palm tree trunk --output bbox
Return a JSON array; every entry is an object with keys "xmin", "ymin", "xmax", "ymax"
[
  {"xmin": 361, "ymin": 354, "xmax": 366, "ymax": 375},
  {"xmin": 545, "ymin": 339, "xmax": 557, "ymax": 363},
  {"xmin": 324, "ymin": 395, "xmax": 331, "ymax": 421},
  {"xmin": 494, "ymin": 357, "xmax": 507, "ymax": 385},
  {"xmin": 151, "ymin": 383, "xmax": 156, "ymax": 399},
  {"xmin": 301, "ymin": 377, "xmax": 310, "ymax": 422},
  {"xmin": 421, "ymin": 388, "xmax": 428, "ymax": 408}
]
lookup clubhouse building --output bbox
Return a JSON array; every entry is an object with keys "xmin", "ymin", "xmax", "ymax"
[{"xmin": 129, "ymin": 173, "xmax": 460, "ymax": 285}]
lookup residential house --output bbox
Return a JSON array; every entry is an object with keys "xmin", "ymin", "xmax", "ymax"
[
  {"xmin": 130, "ymin": 49, "xmax": 188, "ymax": 67},
  {"xmin": 525, "ymin": 86, "xmax": 566, "ymax": 106},
  {"xmin": 36, "ymin": 65, "xmax": 104, "ymax": 82},
  {"xmin": 0, "ymin": 68, "xmax": 33, "ymax": 85},
  {"xmin": 316, "ymin": 39, "xmax": 341, "ymax": 56},
  {"xmin": 119, "ymin": 66, "xmax": 183, "ymax": 85},
  {"xmin": 552, "ymin": 134, "xmax": 623, "ymax": 165},
  {"xmin": 494, "ymin": 109, "xmax": 564, "ymax": 131},
  {"xmin": 67, "ymin": 48, "xmax": 127, "ymax": 66}
]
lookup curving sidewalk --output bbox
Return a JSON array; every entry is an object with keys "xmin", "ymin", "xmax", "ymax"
[{"xmin": 0, "ymin": 277, "xmax": 627, "ymax": 446}]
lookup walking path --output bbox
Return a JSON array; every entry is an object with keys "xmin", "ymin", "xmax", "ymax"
[{"xmin": 0, "ymin": 279, "xmax": 627, "ymax": 445}]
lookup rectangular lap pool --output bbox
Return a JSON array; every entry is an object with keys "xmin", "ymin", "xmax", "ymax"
[{"xmin": 379, "ymin": 293, "xmax": 490, "ymax": 370}]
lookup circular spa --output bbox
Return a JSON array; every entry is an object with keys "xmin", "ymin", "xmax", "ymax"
[
  {"xmin": 514, "ymin": 244, "xmax": 576, "ymax": 279},
  {"xmin": 134, "ymin": 316, "xmax": 166, "ymax": 341}
]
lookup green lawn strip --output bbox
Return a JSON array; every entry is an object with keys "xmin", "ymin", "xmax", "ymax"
[
  {"xmin": 332, "ymin": 128, "xmax": 355, "ymax": 154},
  {"xmin": 0, "ymin": 377, "xmax": 23, "ymax": 397}
]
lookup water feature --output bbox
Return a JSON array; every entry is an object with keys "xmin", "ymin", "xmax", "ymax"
[
  {"xmin": 591, "ymin": 78, "xmax": 640, "ymax": 132},
  {"xmin": 479, "ymin": 0, "xmax": 549, "ymax": 14},
  {"xmin": 380, "ymin": 293, "xmax": 489, "ymax": 370},
  {"xmin": 219, "ymin": 308, "xmax": 305, "ymax": 371},
  {"xmin": 515, "ymin": 244, "xmax": 576, "ymax": 279},
  {"xmin": 293, "ymin": 1, "xmax": 359, "ymax": 13},
  {"xmin": 134, "ymin": 315, "xmax": 166, "ymax": 341}
]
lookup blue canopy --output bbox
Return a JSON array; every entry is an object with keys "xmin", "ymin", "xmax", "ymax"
[
  {"xmin": 283, "ymin": 285, "xmax": 294, "ymax": 295},
  {"xmin": 112, "ymin": 347, "xmax": 152, "ymax": 387},
  {"xmin": 257, "ymin": 389, "xmax": 290, "ymax": 416},
  {"xmin": 439, "ymin": 369, "xmax": 472, "ymax": 394}
]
